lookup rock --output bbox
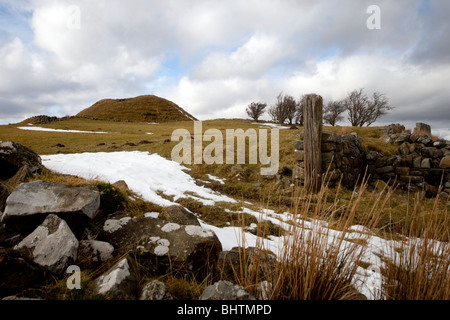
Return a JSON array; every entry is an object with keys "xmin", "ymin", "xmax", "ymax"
[
  {"xmin": 0, "ymin": 183, "xmax": 8, "ymax": 213},
  {"xmin": 292, "ymin": 165, "xmax": 305, "ymax": 182},
  {"xmin": 373, "ymin": 179, "xmax": 388, "ymax": 191},
  {"xmin": 393, "ymin": 133, "xmax": 411, "ymax": 144},
  {"xmin": 439, "ymin": 156, "xmax": 450, "ymax": 169},
  {"xmin": 13, "ymin": 214, "xmax": 78, "ymax": 274},
  {"xmin": 139, "ymin": 280, "xmax": 173, "ymax": 300},
  {"xmin": 381, "ymin": 134, "xmax": 394, "ymax": 144},
  {"xmin": 366, "ymin": 151, "xmax": 381, "ymax": 162},
  {"xmin": 159, "ymin": 205, "xmax": 200, "ymax": 226},
  {"xmin": 399, "ymin": 142, "xmax": 410, "ymax": 155},
  {"xmin": 395, "ymin": 167, "xmax": 410, "ymax": 176},
  {"xmin": 78, "ymin": 240, "xmax": 114, "ymax": 268},
  {"xmin": 294, "ymin": 149, "xmax": 304, "ymax": 161},
  {"xmin": 103, "ymin": 212, "xmax": 222, "ymax": 276},
  {"xmin": 2, "ymin": 180, "xmax": 100, "ymax": 234},
  {"xmin": 93, "ymin": 257, "xmax": 137, "ymax": 298},
  {"xmin": 384, "ymin": 124, "xmax": 405, "ymax": 134},
  {"xmin": 217, "ymin": 247, "xmax": 277, "ymax": 280},
  {"xmin": 199, "ymin": 280, "xmax": 255, "ymax": 300},
  {"xmin": 376, "ymin": 166, "xmax": 394, "ymax": 174},
  {"xmin": 413, "ymin": 156, "xmax": 422, "ymax": 168},
  {"xmin": 421, "ymin": 158, "xmax": 431, "ymax": 169},
  {"xmin": 112, "ymin": 180, "xmax": 129, "ymax": 191},
  {"xmin": 293, "ymin": 140, "xmax": 304, "ymax": 150},
  {"xmin": 0, "ymin": 141, "xmax": 41, "ymax": 181},
  {"xmin": 321, "ymin": 142, "xmax": 336, "ymax": 152},
  {"xmin": 0, "ymin": 223, "xmax": 22, "ymax": 248},
  {"xmin": 0, "ymin": 248, "xmax": 46, "ymax": 298},
  {"xmin": 414, "ymin": 122, "xmax": 431, "ymax": 135}
]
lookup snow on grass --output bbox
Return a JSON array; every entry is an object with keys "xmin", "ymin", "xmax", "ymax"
[
  {"xmin": 252, "ymin": 122, "xmax": 291, "ymax": 129},
  {"xmin": 206, "ymin": 174, "xmax": 226, "ymax": 184},
  {"xmin": 17, "ymin": 126, "xmax": 111, "ymax": 134},
  {"xmin": 41, "ymin": 151, "xmax": 236, "ymax": 207},
  {"xmin": 40, "ymin": 150, "xmax": 446, "ymax": 299}
]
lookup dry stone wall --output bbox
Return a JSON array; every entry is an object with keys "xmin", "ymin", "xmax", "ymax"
[{"xmin": 293, "ymin": 124, "xmax": 450, "ymax": 199}]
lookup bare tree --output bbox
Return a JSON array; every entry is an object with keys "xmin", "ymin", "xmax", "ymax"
[
  {"xmin": 343, "ymin": 88, "xmax": 393, "ymax": 126},
  {"xmin": 268, "ymin": 93, "xmax": 289, "ymax": 124},
  {"xmin": 246, "ymin": 102, "xmax": 267, "ymax": 121},
  {"xmin": 295, "ymin": 95, "xmax": 305, "ymax": 126},
  {"xmin": 323, "ymin": 100, "xmax": 345, "ymax": 126},
  {"xmin": 283, "ymin": 94, "xmax": 297, "ymax": 125}
]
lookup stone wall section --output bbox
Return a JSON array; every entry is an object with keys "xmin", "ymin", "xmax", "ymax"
[{"xmin": 293, "ymin": 124, "xmax": 450, "ymax": 199}]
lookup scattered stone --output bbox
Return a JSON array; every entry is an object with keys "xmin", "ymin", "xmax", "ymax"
[
  {"xmin": 139, "ymin": 280, "xmax": 173, "ymax": 300},
  {"xmin": 159, "ymin": 205, "xmax": 200, "ymax": 226},
  {"xmin": 112, "ymin": 180, "xmax": 129, "ymax": 191},
  {"xmin": 199, "ymin": 280, "xmax": 255, "ymax": 300},
  {"xmin": 0, "ymin": 183, "xmax": 9, "ymax": 212},
  {"xmin": 2, "ymin": 180, "xmax": 100, "ymax": 234},
  {"xmin": 103, "ymin": 212, "xmax": 222, "ymax": 275},
  {"xmin": 217, "ymin": 247, "xmax": 277, "ymax": 280},
  {"xmin": 78, "ymin": 240, "xmax": 114, "ymax": 268},
  {"xmin": 0, "ymin": 248, "xmax": 46, "ymax": 298},
  {"xmin": 93, "ymin": 257, "xmax": 137, "ymax": 298},
  {"xmin": 414, "ymin": 122, "xmax": 431, "ymax": 135},
  {"xmin": 421, "ymin": 158, "xmax": 431, "ymax": 169},
  {"xmin": 0, "ymin": 141, "xmax": 42, "ymax": 181},
  {"xmin": 13, "ymin": 214, "xmax": 78, "ymax": 274},
  {"xmin": 439, "ymin": 156, "xmax": 450, "ymax": 169}
]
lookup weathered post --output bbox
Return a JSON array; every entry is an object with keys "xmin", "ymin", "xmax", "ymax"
[{"xmin": 303, "ymin": 94, "xmax": 323, "ymax": 192}]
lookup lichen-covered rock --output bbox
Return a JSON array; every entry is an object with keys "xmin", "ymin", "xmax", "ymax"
[
  {"xmin": 2, "ymin": 180, "xmax": 100, "ymax": 234},
  {"xmin": 139, "ymin": 280, "xmax": 173, "ymax": 300},
  {"xmin": 159, "ymin": 205, "xmax": 200, "ymax": 226},
  {"xmin": 13, "ymin": 214, "xmax": 78, "ymax": 274},
  {"xmin": 77, "ymin": 240, "xmax": 114, "ymax": 268},
  {"xmin": 93, "ymin": 257, "xmax": 137, "ymax": 298},
  {"xmin": 199, "ymin": 280, "xmax": 255, "ymax": 300},
  {"xmin": 0, "ymin": 141, "xmax": 41, "ymax": 181},
  {"xmin": 103, "ymin": 211, "xmax": 222, "ymax": 276}
]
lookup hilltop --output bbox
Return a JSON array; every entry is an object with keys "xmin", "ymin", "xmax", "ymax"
[{"xmin": 76, "ymin": 95, "xmax": 197, "ymax": 123}]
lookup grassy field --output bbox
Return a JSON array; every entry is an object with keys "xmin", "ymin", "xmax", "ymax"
[{"xmin": 0, "ymin": 117, "xmax": 445, "ymax": 235}]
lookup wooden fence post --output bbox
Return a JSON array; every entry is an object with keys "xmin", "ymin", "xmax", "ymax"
[{"xmin": 303, "ymin": 94, "xmax": 323, "ymax": 192}]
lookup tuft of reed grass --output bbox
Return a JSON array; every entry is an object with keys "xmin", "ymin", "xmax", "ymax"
[{"xmin": 232, "ymin": 175, "xmax": 384, "ymax": 300}]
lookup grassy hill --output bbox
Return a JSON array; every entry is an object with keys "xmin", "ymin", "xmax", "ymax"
[{"xmin": 76, "ymin": 95, "xmax": 197, "ymax": 123}]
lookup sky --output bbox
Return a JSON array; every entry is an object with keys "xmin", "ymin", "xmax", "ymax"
[{"xmin": 0, "ymin": 0, "xmax": 449, "ymax": 137}]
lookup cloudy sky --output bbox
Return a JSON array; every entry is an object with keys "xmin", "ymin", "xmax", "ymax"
[{"xmin": 0, "ymin": 0, "xmax": 449, "ymax": 137}]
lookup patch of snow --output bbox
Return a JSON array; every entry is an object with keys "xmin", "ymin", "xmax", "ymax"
[
  {"xmin": 206, "ymin": 174, "xmax": 226, "ymax": 185},
  {"xmin": 252, "ymin": 122, "xmax": 290, "ymax": 129},
  {"xmin": 41, "ymin": 151, "xmax": 236, "ymax": 207},
  {"xmin": 146, "ymin": 133, "xmax": 153, "ymax": 135},
  {"xmin": 17, "ymin": 126, "xmax": 111, "ymax": 133}
]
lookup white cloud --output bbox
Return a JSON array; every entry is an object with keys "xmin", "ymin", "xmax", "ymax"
[{"xmin": 0, "ymin": 0, "xmax": 449, "ymax": 132}]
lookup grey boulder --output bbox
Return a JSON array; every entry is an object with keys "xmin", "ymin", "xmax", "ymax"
[
  {"xmin": 13, "ymin": 214, "xmax": 78, "ymax": 274},
  {"xmin": 199, "ymin": 280, "xmax": 255, "ymax": 300},
  {"xmin": 93, "ymin": 257, "xmax": 137, "ymax": 298},
  {"xmin": 139, "ymin": 280, "xmax": 173, "ymax": 300},
  {"xmin": 2, "ymin": 180, "xmax": 100, "ymax": 234}
]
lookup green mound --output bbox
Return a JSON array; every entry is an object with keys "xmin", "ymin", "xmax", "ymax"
[{"xmin": 76, "ymin": 95, "xmax": 197, "ymax": 123}]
